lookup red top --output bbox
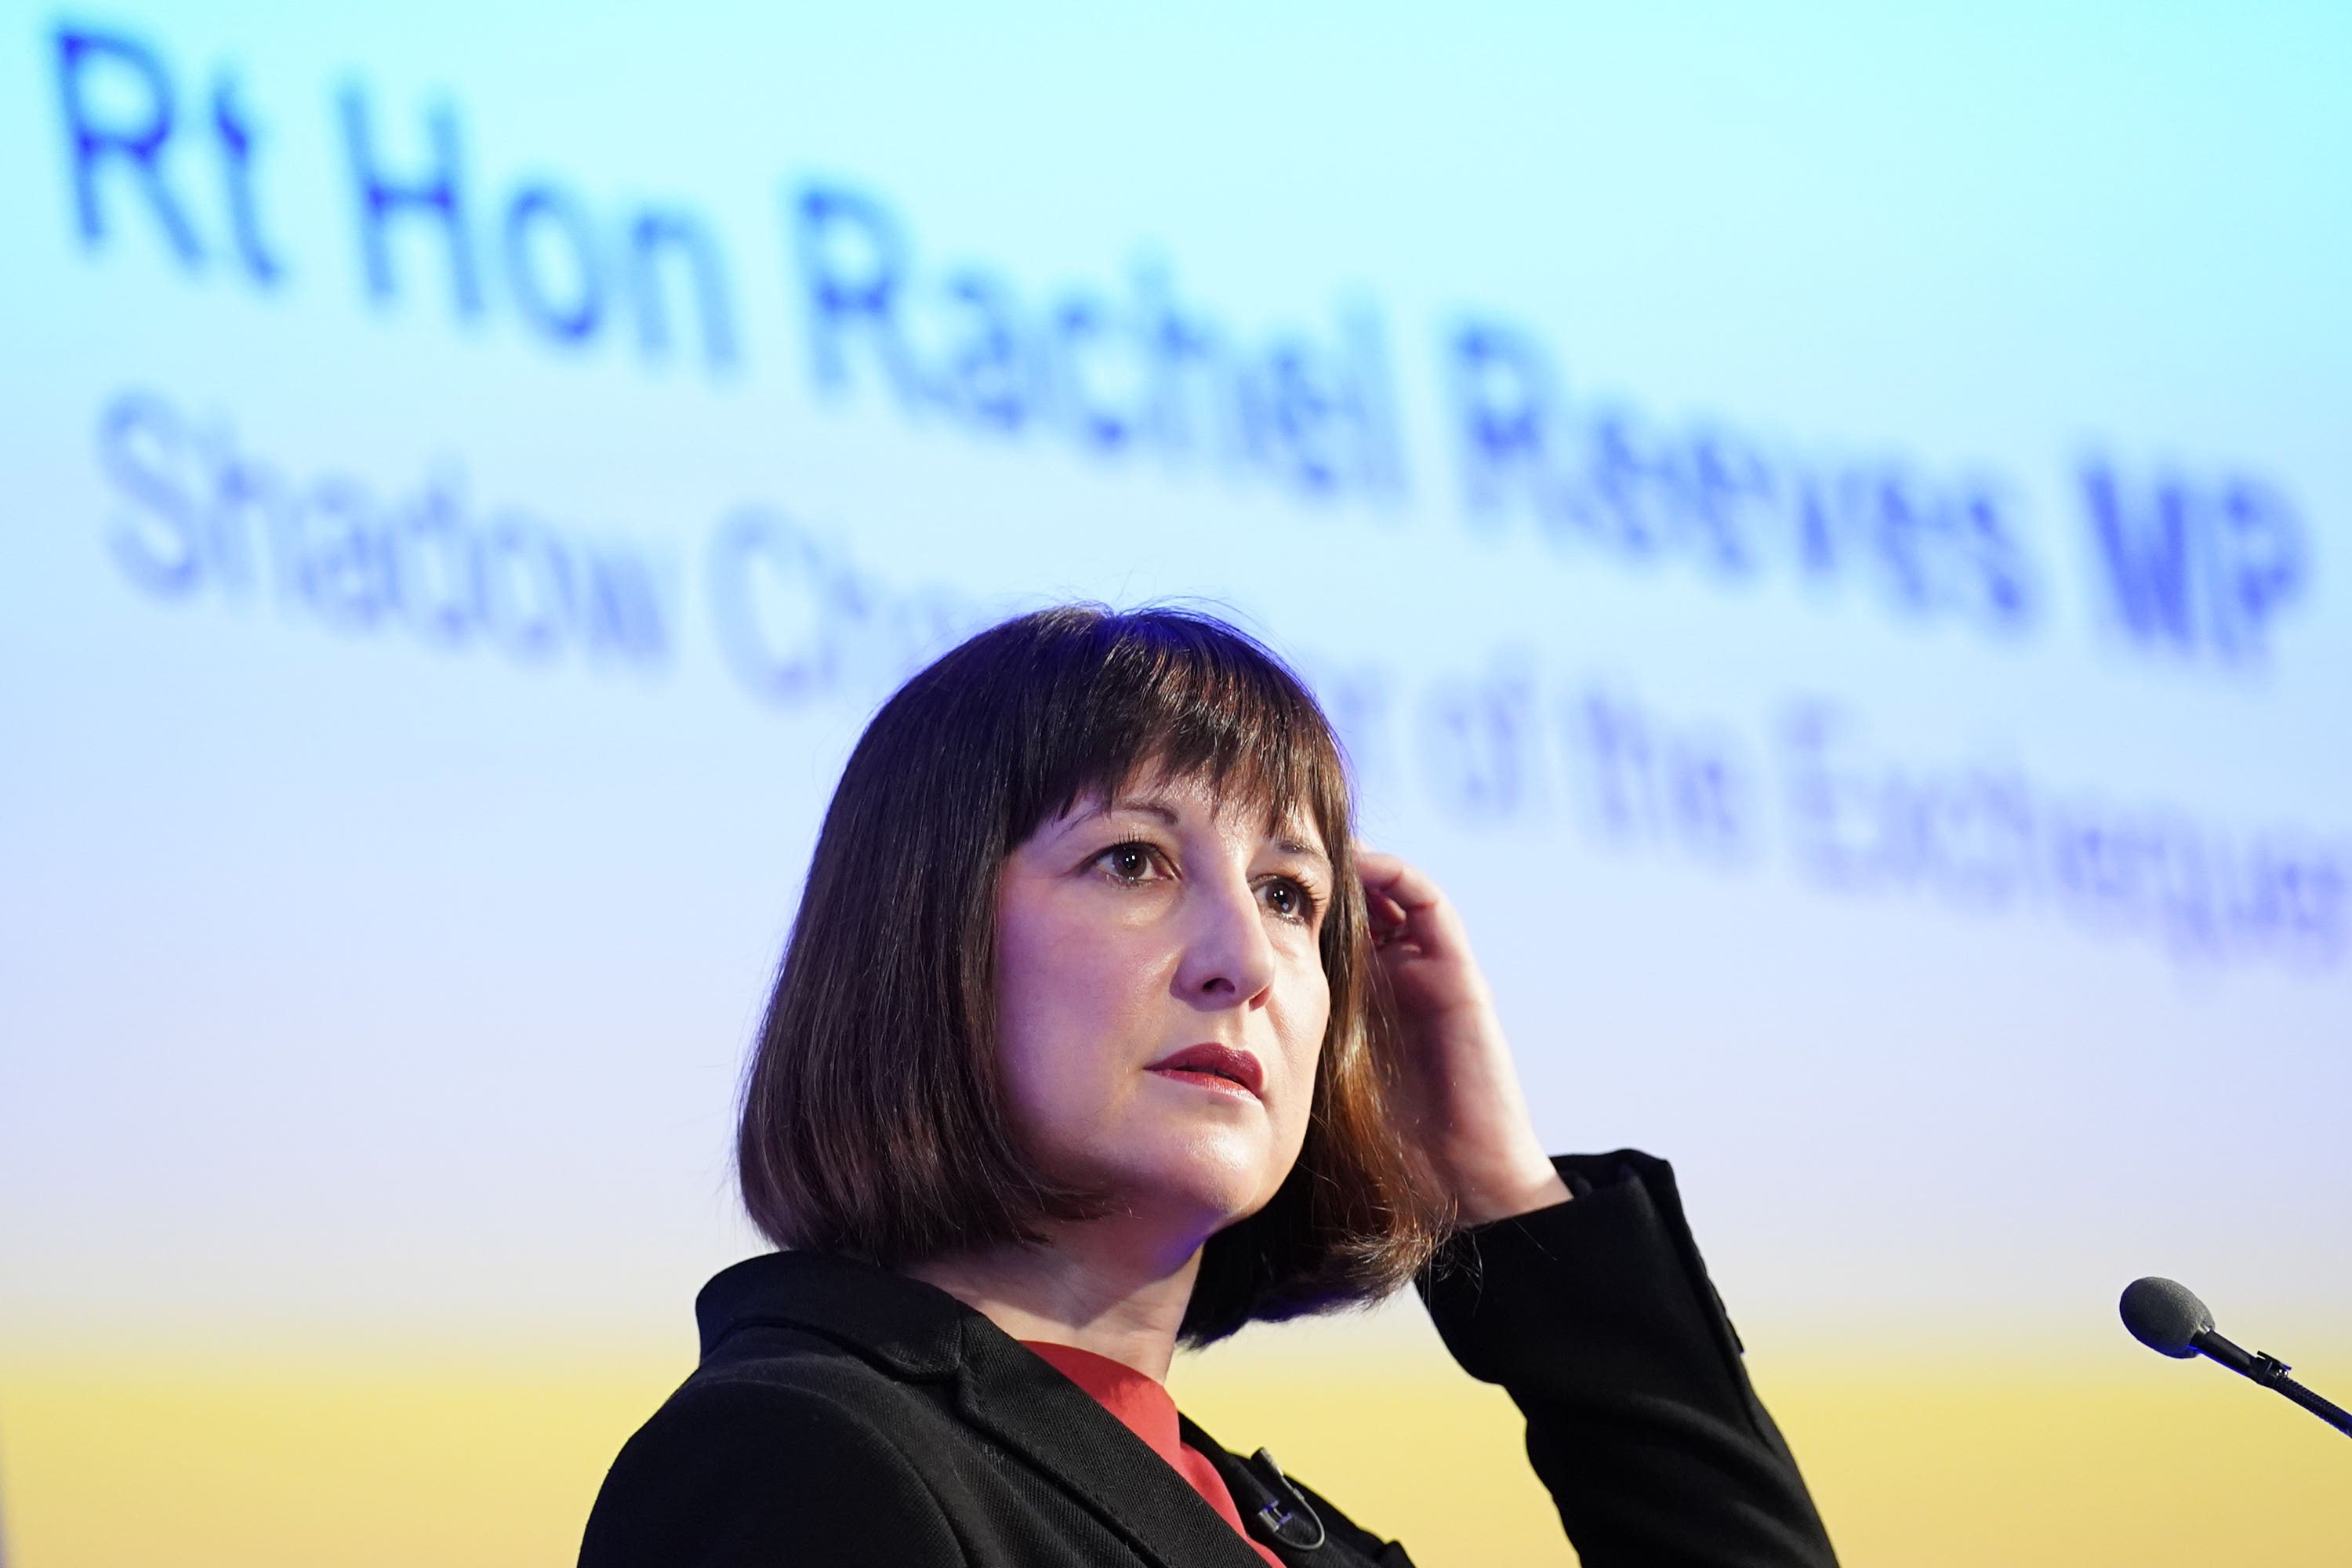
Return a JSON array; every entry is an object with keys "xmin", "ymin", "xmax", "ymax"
[{"xmin": 1022, "ymin": 1341, "xmax": 1285, "ymax": 1568}]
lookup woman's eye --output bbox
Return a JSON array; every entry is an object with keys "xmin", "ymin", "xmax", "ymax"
[
  {"xmin": 1260, "ymin": 877, "xmax": 1316, "ymax": 923},
  {"xmin": 1096, "ymin": 843, "xmax": 1161, "ymax": 882}
]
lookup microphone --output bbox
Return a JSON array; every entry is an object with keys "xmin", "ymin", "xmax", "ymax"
[{"xmin": 2118, "ymin": 1276, "xmax": 2352, "ymax": 1439}]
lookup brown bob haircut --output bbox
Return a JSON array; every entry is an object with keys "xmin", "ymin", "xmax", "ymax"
[{"xmin": 738, "ymin": 604, "xmax": 1450, "ymax": 1344}]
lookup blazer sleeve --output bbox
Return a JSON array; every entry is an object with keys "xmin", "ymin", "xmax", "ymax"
[
  {"xmin": 1416, "ymin": 1150, "xmax": 1838, "ymax": 1568},
  {"xmin": 579, "ymin": 1375, "xmax": 969, "ymax": 1568}
]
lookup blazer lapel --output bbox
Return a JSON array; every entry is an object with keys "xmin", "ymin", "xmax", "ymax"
[
  {"xmin": 953, "ymin": 1323, "xmax": 1278, "ymax": 1568},
  {"xmin": 702, "ymin": 1253, "xmax": 1276, "ymax": 1568}
]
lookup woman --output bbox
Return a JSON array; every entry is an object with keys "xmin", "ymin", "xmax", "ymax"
[{"xmin": 581, "ymin": 606, "xmax": 1837, "ymax": 1567}]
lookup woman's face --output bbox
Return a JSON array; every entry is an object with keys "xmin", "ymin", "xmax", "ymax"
[{"xmin": 994, "ymin": 768, "xmax": 1334, "ymax": 1245}]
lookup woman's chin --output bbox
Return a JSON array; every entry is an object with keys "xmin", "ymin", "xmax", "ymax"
[{"xmin": 1092, "ymin": 1137, "xmax": 1284, "ymax": 1232}]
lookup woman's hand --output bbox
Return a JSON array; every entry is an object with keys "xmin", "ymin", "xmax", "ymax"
[{"xmin": 1357, "ymin": 849, "xmax": 1571, "ymax": 1226}]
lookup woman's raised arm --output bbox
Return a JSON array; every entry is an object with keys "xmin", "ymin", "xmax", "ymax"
[{"xmin": 1360, "ymin": 851, "xmax": 1838, "ymax": 1566}]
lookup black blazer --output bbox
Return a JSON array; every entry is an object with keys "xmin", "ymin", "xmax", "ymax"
[{"xmin": 580, "ymin": 1152, "xmax": 1838, "ymax": 1568}]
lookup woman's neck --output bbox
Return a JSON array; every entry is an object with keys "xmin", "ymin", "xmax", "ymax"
[{"xmin": 908, "ymin": 1218, "xmax": 1204, "ymax": 1383}]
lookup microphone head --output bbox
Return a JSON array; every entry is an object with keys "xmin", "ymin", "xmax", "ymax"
[{"xmin": 2120, "ymin": 1276, "xmax": 2212, "ymax": 1359}]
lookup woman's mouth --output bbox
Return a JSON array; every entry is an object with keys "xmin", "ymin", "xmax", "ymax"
[{"xmin": 1146, "ymin": 1044, "xmax": 1265, "ymax": 1100}]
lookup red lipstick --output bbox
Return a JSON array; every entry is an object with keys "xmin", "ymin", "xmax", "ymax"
[{"xmin": 1147, "ymin": 1044, "xmax": 1265, "ymax": 1099}]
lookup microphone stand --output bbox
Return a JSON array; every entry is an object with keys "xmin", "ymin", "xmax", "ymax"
[{"xmin": 2192, "ymin": 1328, "xmax": 2352, "ymax": 1440}]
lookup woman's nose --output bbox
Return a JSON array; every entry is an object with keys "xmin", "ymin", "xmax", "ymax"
[{"xmin": 1174, "ymin": 872, "xmax": 1278, "ymax": 1007}]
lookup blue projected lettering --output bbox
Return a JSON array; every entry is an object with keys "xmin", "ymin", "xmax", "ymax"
[
  {"xmin": 501, "ymin": 182, "xmax": 606, "ymax": 343},
  {"xmin": 708, "ymin": 507, "xmax": 975, "ymax": 710},
  {"xmin": 336, "ymin": 86, "xmax": 738, "ymax": 367},
  {"xmin": 1568, "ymin": 690, "xmax": 1758, "ymax": 868},
  {"xmin": 792, "ymin": 180, "xmax": 1407, "ymax": 501},
  {"xmin": 99, "ymin": 390, "xmax": 677, "ymax": 668},
  {"xmin": 2081, "ymin": 459, "xmax": 2308, "ymax": 664},
  {"xmin": 1779, "ymin": 700, "xmax": 2344, "ymax": 964},
  {"xmin": 38, "ymin": 15, "xmax": 2350, "ymax": 983},
  {"xmin": 1449, "ymin": 318, "xmax": 2038, "ymax": 633},
  {"xmin": 339, "ymin": 87, "xmax": 483, "ymax": 320},
  {"xmin": 55, "ymin": 27, "xmax": 208, "ymax": 270},
  {"xmin": 209, "ymin": 74, "xmax": 281, "ymax": 284},
  {"xmin": 44, "ymin": 18, "xmax": 2320, "ymax": 670},
  {"xmin": 55, "ymin": 26, "xmax": 285, "ymax": 286},
  {"xmin": 75, "ymin": 369, "xmax": 2352, "ymax": 982}
]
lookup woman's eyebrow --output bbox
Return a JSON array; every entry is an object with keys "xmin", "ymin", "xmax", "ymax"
[
  {"xmin": 1085, "ymin": 797, "xmax": 1180, "ymax": 826},
  {"xmin": 1077, "ymin": 797, "xmax": 1326, "ymax": 866},
  {"xmin": 1274, "ymin": 834, "xmax": 1333, "ymax": 870}
]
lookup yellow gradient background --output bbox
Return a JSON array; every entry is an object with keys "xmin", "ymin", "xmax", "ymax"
[{"xmin": 5, "ymin": 1321, "xmax": 2344, "ymax": 1566}]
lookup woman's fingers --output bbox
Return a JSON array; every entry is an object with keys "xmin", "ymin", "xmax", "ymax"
[
  {"xmin": 1355, "ymin": 848, "xmax": 1439, "ymax": 909},
  {"xmin": 1356, "ymin": 847, "xmax": 1467, "ymax": 957},
  {"xmin": 1355, "ymin": 850, "xmax": 1406, "ymax": 940}
]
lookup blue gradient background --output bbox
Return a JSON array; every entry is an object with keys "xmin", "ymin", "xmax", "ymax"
[{"xmin": 3, "ymin": 0, "xmax": 2347, "ymax": 1375}]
